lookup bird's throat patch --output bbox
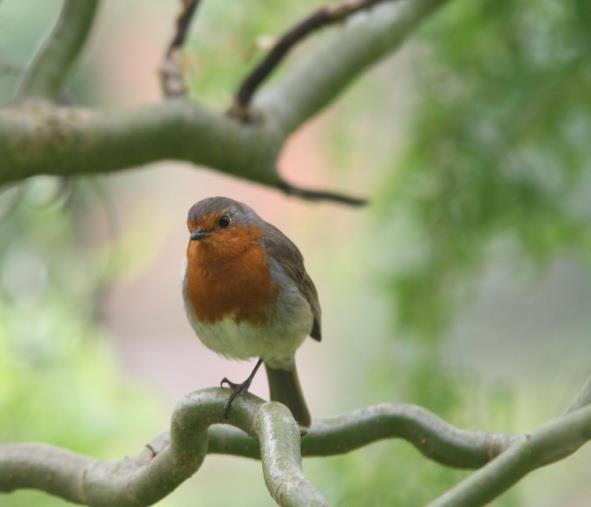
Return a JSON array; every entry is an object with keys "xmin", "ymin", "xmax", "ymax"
[{"xmin": 186, "ymin": 226, "xmax": 279, "ymax": 325}]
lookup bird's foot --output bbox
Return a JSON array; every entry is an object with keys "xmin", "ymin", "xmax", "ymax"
[
  {"xmin": 220, "ymin": 377, "xmax": 252, "ymax": 419},
  {"xmin": 219, "ymin": 358, "xmax": 264, "ymax": 419}
]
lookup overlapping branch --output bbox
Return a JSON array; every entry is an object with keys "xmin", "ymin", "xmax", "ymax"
[
  {"xmin": 429, "ymin": 403, "xmax": 591, "ymax": 507},
  {"xmin": 230, "ymin": 0, "xmax": 394, "ymax": 118},
  {"xmin": 0, "ymin": 389, "xmax": 326, "ymax": 507},
  {"xmin": 0, "ymin": 388, "xmax": 514, "ymax": 506},
  {"xmin": 0, "ymin": 0, "xmax": 448, "ymax": 205},
  {"xmin": 3, "ymin": 385, "xmax": 591, "ymax": 506}
]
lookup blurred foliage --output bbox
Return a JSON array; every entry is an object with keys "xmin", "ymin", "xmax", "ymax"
[
  {"xmin": 186, "ymin": 0, "xmax": 320, "ymax": 106},
  {"xmin": 2, "ymin": 0, "xmax": 591, "ymax": 506},
  {"xmin": 0, "ymin": 179, "xmax": 164, "ymax": 507},
  {"xmin": 381, "ymin": 0, "xmax": 591, "ymax": 341}
]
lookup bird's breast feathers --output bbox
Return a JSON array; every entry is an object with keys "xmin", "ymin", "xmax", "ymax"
[{"xmin": 183, "ymin": 241, "xmax": 313, "ymax": 369}]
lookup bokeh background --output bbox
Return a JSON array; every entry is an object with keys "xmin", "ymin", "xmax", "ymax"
[{"xmin": 2, "ymin": 0, "xmax": 591, "ymax": 505}]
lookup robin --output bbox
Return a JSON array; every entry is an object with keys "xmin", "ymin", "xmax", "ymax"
[{"xmin": 183, "ymin": 196, "xmax": 321, "ymax": 427}]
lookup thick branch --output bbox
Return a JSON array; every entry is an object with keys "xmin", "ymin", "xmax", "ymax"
[
  {"xmin": 429, "ymin": 404, "xmax": 591, "ymax": 507},
  {"xmin": 17, "ymin": 0, "xmax": 100, "ymax": 101},
  {"xmin": 0, "ymin": 101, "xmax": 363, "ymax": 206},
  {"xmin": 0, "ymin": 388, "xmax": 326, "ymax": 507},
  {"xmin": 1, "ymin": 395, "xmax": 519, "ymax": 506},
  {"xmin": 0, "ymin": 100, "xmax": 282, "ymax": 187},
  {"xmin": 256, "ymin": 0, "xmax": 448, "ymax": 134}
]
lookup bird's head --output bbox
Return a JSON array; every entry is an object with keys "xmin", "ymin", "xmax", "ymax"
[{"xmin": 186, "ymin": 197, "xmax": 262, "ymax": 261}]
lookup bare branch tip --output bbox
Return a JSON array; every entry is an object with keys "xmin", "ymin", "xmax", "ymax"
[{"xmin": 277, "ymin": 176, "xmax": 368, "ymax": 207}]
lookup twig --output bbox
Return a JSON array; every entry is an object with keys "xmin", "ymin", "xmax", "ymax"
[
  {"xmin": 17, "ymin": 0, "xmax": 100, "ymax": 102},
  {"xmin": 230, "ymin": 0, "xmax": 393, "ymax": 118},
  {"xmin": 428, "ymin": 403, "xmax": 591, "ymax": 507},
  {"xmin": 160, "ymin": 0, "xmax": 203, "ymax": 98},
  {"xmin": 566, "ymin": 372, "xmax": 591, "ymax": 413},
  {"xmin": 278, "ymin": 176, "xmax": 368, "ymax": 206}
]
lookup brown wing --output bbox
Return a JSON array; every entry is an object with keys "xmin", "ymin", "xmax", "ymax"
[{"xmin": 261, "ymin": 222, "xmax": 322, "ymax": 341}]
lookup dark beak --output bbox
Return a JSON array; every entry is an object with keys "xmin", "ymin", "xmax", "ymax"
[{"xmin": 190, "ymin": 230, "xmax": 210, "ymax": 241}]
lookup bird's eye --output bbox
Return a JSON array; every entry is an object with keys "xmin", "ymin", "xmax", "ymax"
[{"xmin": 218, "ymin": 215, "xmax": 231, "ymax": 228}]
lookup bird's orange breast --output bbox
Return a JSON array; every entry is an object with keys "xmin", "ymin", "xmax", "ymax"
[{"xmin": 185, "ymin": 225, "xmax": 279, "ymax": 325}]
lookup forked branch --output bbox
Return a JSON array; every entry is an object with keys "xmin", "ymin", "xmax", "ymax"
[{"xmin": 231, "ymin": 0, "xmax": 395, "ymax": 118}]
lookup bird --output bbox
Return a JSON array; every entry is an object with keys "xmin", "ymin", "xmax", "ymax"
[{"xmin": 182, "ymin": 196, "xmax": 321, "ymax": 427}]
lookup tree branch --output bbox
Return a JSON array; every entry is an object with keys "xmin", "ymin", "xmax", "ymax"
[
  {"xmin": 208, "ymin": 402, "xmax": 515, "ymax": 467},
  {"xmin": 7, "ymin": 388, "xmax": 590, "ymax": 507},
  {"xmin": 256, "ymin": 0, "xmax": 448, "ymax": 134},
  {"xmin": 0, "ymin": 0, "xmax": 446, "ymax": 205},
  {"xmin": 566, "ymin": 372, "xmax": 591, "ymax": 413},
  {"xmin": 278, "ymin": 176, "xmax": 368, "ymax": 206},
  {"xmin": 230, "ymin": 0, "xmax": 393, "ymax": 118},
  {"xmin": 160, "ymin": 0, "xmax": 203, "ymax": 98},
  {"xmin": 0, "ymin": 391, "xmax": 518, "ymax": 506},
  {"xmin": 428, "ymin": 404, "xmax": 591, "ymax": 507},
  {"xmin": 0, "ymin": 388, "xmax": 326, "ymax": 507},
  {"xmin": 17, "ymin": 0, "xmax": 100, "ymax": 102},
  {"xmin": 0, "ymin": 100, "xmax": 282, "ymax": 187}
]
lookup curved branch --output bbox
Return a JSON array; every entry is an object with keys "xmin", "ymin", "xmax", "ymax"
[
  {"xmin": 278, "ymin": 177, "xmax": 368, "ymax": 206},
  {"xmin": 17, "ymin": 0, "xmax": 100, "ymax": 101},
  {"xmin": 254, "ymin": 403, "xmax": 327, "ymax": 507},
  {"xmin": 256, "ymin": 0, "xmax": 448, "ymax": 134},
  {"xmin": 0, "ymin": 0, "xmax": 449, "ymax": 205},
  {"xmin": 0, "ymin": 101, "xmax": 365, "ymax": 205},
  {"xmin": 1, "ymin": 394, "xmax": 519, "ymax": 506},
  {"xmin": 0, "ymin": 100, "xmax": 282, "ymax": 187},
  {"xmin": 428, "ymin": 404, "xmax": 591, "ymax": 507},
  {"xmin": 0, "ymin": 388, "xmax": 326, "ymax": 507},
  {"xmin": 231, "ymin": 0, "xmax": 393, "ymax": 117},
  {"xmin": 208, "ymin": 403, "xmax": 514, "ymax": 467}
]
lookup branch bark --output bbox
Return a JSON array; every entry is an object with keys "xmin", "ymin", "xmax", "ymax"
[
  {"xmin": 231, "ymin": 0, "xmax": 393, "ymax": 117},
  {"xmin": 4, "ymin": 387, "xmax": 591, "ymax": 506},
  {"xmin": 16, "ymin": 0, "xmax": 100, "ymax": 101},
  {"xmin": 0, "ymin": 391, "xmax": 517, "ymax": 506},
  {"xmin": 0, "ymin": 388, "xmax": 326, "ymax": 507},
  {"xmin": 1, "ymin": 0, "xmax": 448, "ymax": 204},
  {"xmin": 209, "ymin": 402, "xmax": 514, "ymax": 467},
  {"xmin": 428, "ymin": 404, "xmax": 591, "ymax": 507},
  {"xmin": 256, "ymin": 0, "xmax": 448, "ymax": 134},
  {"xmin": 0, "ymin": 100, "xmax": 282, "ymax": 187}
]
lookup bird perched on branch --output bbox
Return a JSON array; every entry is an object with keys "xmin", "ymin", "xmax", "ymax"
[{"xmin": 183, "ymin": 197, "xmax": 321, "ymax": 427}]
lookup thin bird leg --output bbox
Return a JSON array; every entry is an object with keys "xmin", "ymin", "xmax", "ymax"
[{"xmin": 220, "ymin": 358, "xmax": 264, "ymax": 418}]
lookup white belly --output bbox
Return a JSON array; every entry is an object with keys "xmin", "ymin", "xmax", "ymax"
[{"xmin": 183, "ymin": 271, "xmax": 313, "ymax": 370}]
